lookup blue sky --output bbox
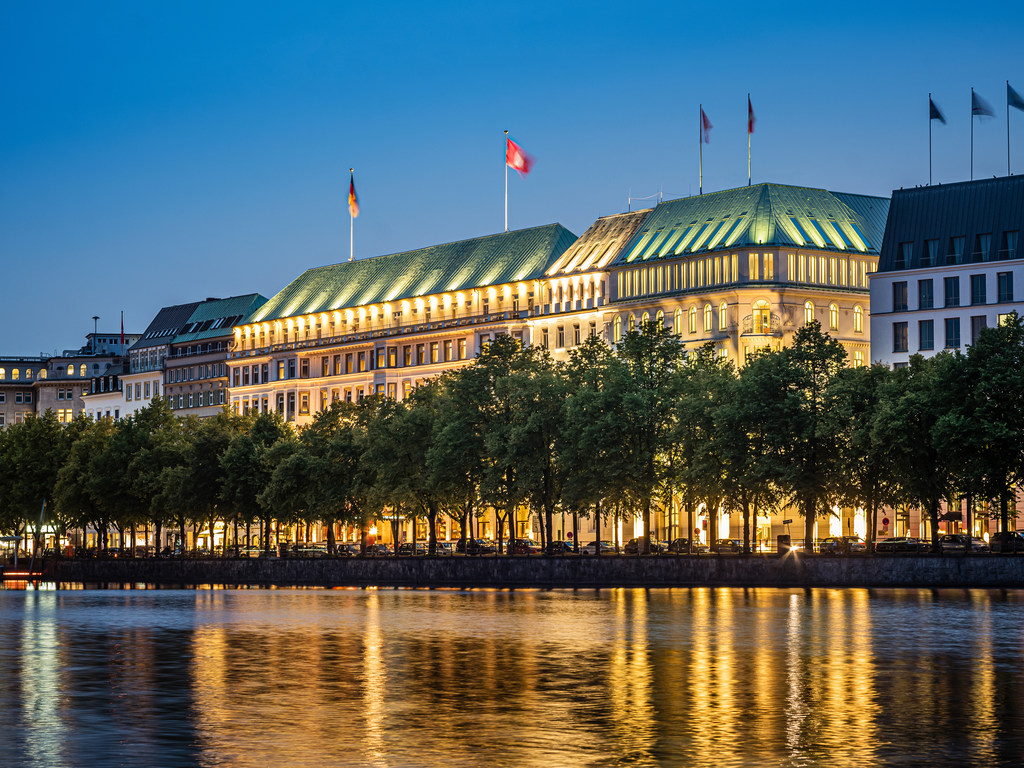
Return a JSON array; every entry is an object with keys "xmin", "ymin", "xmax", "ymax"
[{"xmin": 2, "ymin": 0, "xmax": 1022, "ymax": 355}]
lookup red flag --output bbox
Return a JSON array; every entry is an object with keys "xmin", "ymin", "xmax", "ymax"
[
  {"xmin": 505, "ymin": 137, "xmax": 533, "ymax": 176},
  {"xmin": 747, "ymin": 96, "xmax": 755, "ymax": 134},
  {"xmin": 701, "ymin": 107, "xmax": 713, "ymax": 143},
  {"xmin": 348, "ymin": 171, "xmax": 359, "ymax": 218}
]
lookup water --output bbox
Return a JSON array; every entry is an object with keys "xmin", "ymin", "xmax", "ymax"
[{"xmin": 2, "ymin": 587, "xmax": 1023, "ymax": 767}]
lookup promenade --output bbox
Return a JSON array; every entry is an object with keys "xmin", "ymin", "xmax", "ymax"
[{"xmin": 44, "ymin": 554, "xmax": 1024, "ymax": 589}]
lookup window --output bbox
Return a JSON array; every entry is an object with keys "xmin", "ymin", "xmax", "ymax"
[
  {"xmin": 944, "ymin": 276, "xmax": 960, "ymax": 307},
  {"xmin": 67, "ymin": 365, "xmax": 73, "ymax": 376},
  {"xmin": 613, "ymin": 316, "xmax": 622, "ymax": 342},
  {"xmin": 299, "ymin": 393, "xmax": 309, "ymax": 414},
  {"xmin": 923, "ymin": 239, "xmax": 939, "ymax": 267},
  {"xmin": 752, "ymin": 300, "xmax": 771, "ymax": 334},
  {"xmin": 945, "ymin": 317, "xmax": 961, "ymax": 348},
  {"xmin": 655, "ymin": 309, "xmax": 664, "ymax": 328},
  {"xmin": 321, "ymin": 357, "xmax": 329, "ymax": 377},
  {"xmin": 443, "ymin": 340, "xmax": 453, "ymax": 361},
  {"xmin": 919, "ymin": 320, "xmax": 934, "ymax": 350},
  {"xmin": 970, "ymin": 274, "xmax": 987, "ymax": 305},
  {"xmin": 458, "ymin": 339, "xmax": 467, "ymax": 359},
  {"xmin": 892, "ymin": 321, "xmax": 909, "ymax": 354},
  {"xmin": 703, "ymin": 304, "xmax": 712, "ymax": 332},
  {"xmin": 376, "ymin": 349, "xmax": 386, "ymax": 369},
  {"xmin": 748, "ymin": 253, "xmax": 759, "ymax": 281},
  {"xmin": 556, "ymin": 326, "xmax": 565, "ymax": 348},
  {"xmin": 763, "ymin": 253, "xmax": 774, "ymax": 280},
  {"xmin": 1001, "ymin": 231, "xmax": 1019, "ymax": 260},
  {"xmin": 673, "ymin": 309, "xmax": 683, "ymax": 335},
  {"xmin": 853, "ymin": 350, "xmax": 864, "ymax": 368},
  {"xmin": 628, "ymin": 314, "xmax": 636, "ymax": 332},
  {"xmin": 804, "ymin": 301, "xmax": 815, "ymax": 325},
  {"xmin": 828, "ymin": 304, "xmax": 839, "ymax": 330},
  {"xmin": 573, "ymin": 324, "xmax": 581, "ymax": 346},
  {"xmin": 403, "ymin": 346, "xmax": 412, "ymax": 367},
  {"xmin": 688, "ymin": 307, "xmax": 697, "ymax": 334},
  {"xmin": 126, "ymin": 385, "xmax": 132, "ymax": 401},
  {"xmin": 278, "ymin": 360, "xmax": 286, "ymax": 379},
  {"xmin": 893, "ymin": 282, "xmax": 908, "ymax": 312},
  {"xmin": 853, "ymin": 305, "xmax": 864, "ymax": 333},
  {"xmin": 144, "ymin": 382, "xmax": 151, "ymax": 398},
  {"xmin": 135, "ymin": 383, "xmax": 142, "ymax": 400},
  {"xmin": 895, "ymin": 242, "xmax": 912, "ymax": 270},
  {"xmin": 973, "ymin": 234, "xmax": 991, "ymax": 263},
  {"xmin": 947, "ymin": 236, "xmax": 965, "ymax": 265},
  {"xmin": 918, "ymin": 279, "xmax": 934, "ymax": 310},
  {"xmin": 358, "ymin": 353, "xmax": 366, "ymax": 372},
  {"xmin": 998, "ymin": 272, "xmax": 1014, "ymax": 302},
  {"xmin": 0, "ymin": 368, "xmax": 4, "ymax": 380},
  {"xmin": 719, "ymin": 302, "xmax": 728, "ymax": 330},
  {"xmin": 971, "ymin": 315, "xmax": 988, "ymax": 345},
  {"xmin": 430, "ymin": 342, "xmax": 439, "ymax": 363}
]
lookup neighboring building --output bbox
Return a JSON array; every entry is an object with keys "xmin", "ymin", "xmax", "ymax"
[
  {"xmin": 164, "ymin": 294, "xmax": 266, "ymax": 417},
  {"xmin": 228, "ymin": 182, "xmax": 889, "ymax": 548},
  {"xmin": 870, "ymin": 175, "xmax": 1024, "ymax": 367},
  {"xmin": 121, "ymin": 302, "xmax": 202, "ymax": 419},
  {"xmin": 1, "ymin": 331, "xmax": 140, "ymax": 427},
  {"xmin": 81, "ymin": 362, "xmax": 127, "ymax": 421}
]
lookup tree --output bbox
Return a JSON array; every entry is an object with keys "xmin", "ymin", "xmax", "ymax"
[{"xmin": 614, "ymin": 320, "xmax": 686, "ymax": 553}]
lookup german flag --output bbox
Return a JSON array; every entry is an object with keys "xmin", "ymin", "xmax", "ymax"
[{"xmin": 348, "ymin": 170, "xmax": 359, "ymax": 218}]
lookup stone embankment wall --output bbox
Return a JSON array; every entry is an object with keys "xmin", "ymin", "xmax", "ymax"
[{"xmin": 46, "ymin": 555, "xmax": 1024, "ymax": 588}]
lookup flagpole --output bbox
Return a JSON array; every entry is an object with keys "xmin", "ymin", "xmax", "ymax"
[
  {"xmin": 971, "ymin": 88, "xmax": 975, "ymax": 181},
  {"xmin": 699, "ymin": 104, "xmax": 703, "ymax": 195},
  {"xmin": 929, "ymin": 93, "xmax": 933, "ymax": 186},
  {"xmin": 504, "ymin": 130, "xmax": 509, "ymax": 232},
  {"xmin": 349, "ymin": 168, "xmax": 354, "ymax": 262},
  {"xmin": 1008, "ymin": 81, "xmax": 1012, "ymax": 177},
  {"xmin": 747, "ymin": 93, "xmax": 751, "ymax": 187}
]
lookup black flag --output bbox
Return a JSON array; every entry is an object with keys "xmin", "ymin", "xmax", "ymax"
[{"xmin": 929, "ymin": 97, "xmax": 946, "ymax": 124}]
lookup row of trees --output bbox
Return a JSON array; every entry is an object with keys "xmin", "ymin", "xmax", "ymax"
[{"xmin": 3, "ymin": 317, "xmax": 1024, "ymax": 556}]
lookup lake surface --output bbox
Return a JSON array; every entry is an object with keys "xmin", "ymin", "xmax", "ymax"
[{"xmin": 2, "ymin": 586, "xmax": 1023, "ymax": 767}]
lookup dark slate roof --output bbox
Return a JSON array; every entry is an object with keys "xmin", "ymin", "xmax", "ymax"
[
  {"xmin": 130, "ymin": 302, "xmax": 203, "ymax": 351},
  {"xmin": 251, "ymin": 224, "xmax": 577, "ymax": 323},
  {"xmin": 877, "ymin": 176, "xmax": 1024, "ymax": 272},
  {"xmin": 546, "ymin": 210, "xmax": 651, "ymax": 275},
  {"xmin": 611, "ymin": 183, "xmax": 890, "ymax": 266},
  {"xmin": 173, "ymin": 294, "xmax": 268, "ymax": 344}
]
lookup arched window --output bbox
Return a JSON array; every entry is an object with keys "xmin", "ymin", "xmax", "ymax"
[
  {"xmin": 613, "ymin": 316, "xmax": 622, "ymax": 342},
  {"xmin": 752, "ymin": 300, "xmax": 771, "ymax": 334},
  {"xmin": 0, "ymin": 368, "xmax": 5, "ymax": 380},
  {"xmin": 829, "ymin": 303, "xmax": 839, "ymax": 331},
  {"xmin": 719, "ymin": 302, "xmax": 728, "ymax": 330},
  {"xmin": 656, "ymin": 309, "xmax": 665, "ymax": 327},
  {"xmin": 688, "ymin": 307, "xmax": 697, "ymax": 334},
  {"xmin": 38, "ymin": 369, "xmax": 46, "ymax": 379},
  {"xmin": 12, "ymin": 369, "xmax": 20, "ymax": 381},
  {"xmin": 804, "ymin": 301, "xmax": 815, "ymax": 325},
  {"xmin": 641, "ymin": 311, "xmax": 650, "ymax": 325},
  {"xmin": 80, "ymin": 364, "xmax": 87, "ymax": 377},
  {"xmin": 854, "ymin": 305, "xmax": 863, "ymax": 333},
  {"xmin": 703, "ymin": 304, "xmax": 713, "ymax": 332},
  {"xmin": 674, "ymin": 308, "xmax": 683, "ymax": 335},
  {"xmin": 628, "ymin": 314, "xmax": 636, "ymax": 332},
  {"xmin": 67, "ymin": 364, "xmax": 74, "ymax": 376}
]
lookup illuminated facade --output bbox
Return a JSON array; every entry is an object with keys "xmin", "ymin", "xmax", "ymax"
[{"xmin": 228, "ymin": 183, "xmax": 889, "ymax": 547}]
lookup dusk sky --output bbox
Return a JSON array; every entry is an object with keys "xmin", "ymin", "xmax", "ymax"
[{"xmin": 2, "ymin": 0, "xmax": 1022, "ymax": 356}]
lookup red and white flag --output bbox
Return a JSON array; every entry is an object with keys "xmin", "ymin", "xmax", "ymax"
[
  {"xmin": 506, "ymin": 137, "xmax": 534, "ymax": 176},
  {"xmin": 748, "ymin": 96, "xmax": 755, "ymax": 134},
  {"xmin": 701, "ymin": 107, "xmax": 713, "ymax": 144}
]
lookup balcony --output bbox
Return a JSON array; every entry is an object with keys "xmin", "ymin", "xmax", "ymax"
[{"xmin": 741, "ymin": 313, "xmax": 782, "ymax": 336}]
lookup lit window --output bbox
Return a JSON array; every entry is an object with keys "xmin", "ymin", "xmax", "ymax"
[
  {"xmin": 853, "ymin": 350, "xmax": 864, "ymax": 368},
  {"xmin": 854, "ymin": 305, "xmax": 863, "ymax": 333},
  {"xmin": 80, "ymin": 364, "xmax": 86, "ymax": 377},
  {"xmin": 673, "ymin": 308, "xmax": 683, "ymax": 335},
  {"xmin": 719, "ymin": 302, "xmax": 727, "ymax": 330},
  {"xmin": 829, "ymin": 304, "xmax": 839, "ymax": 330},
  {"xmin": 804, "ymin": 301, "xmax": 815, "ymax": 325},
  {"xmin": 628, "ymin": 314, "xmax": 636, "ymax": 332},
  {"xmin": 703, "ymin": 304, "xmax": 713, "ymax": 332},
  {"xmin": 752, "ymin": 300, "xmax": 771, "ymax": 334},
  {"xmin": 67, "ymin": 365, "xmax": 74, "ymax": 376},
  {"xmin": 763, "ymin": 253, "xmax": 774, "ymax": 280},
  {"xmin": 613, "ymin": 316, "xmax": 622, "ymax": 342},
  {"xmin": 656, "ymin": 309, "xmax": 665, "ymax": 327},
  {"xmin": 749, "ymin": 253, "xmax": 759, "ymax": 281},
  {"xmin": 688, "ymin": 307, "xmax": 697, "ymax": 334}
]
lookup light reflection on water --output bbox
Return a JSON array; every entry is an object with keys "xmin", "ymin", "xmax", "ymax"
[{"xmin": 2, "ymin": 587, "xmax": 1024, "ymax": 767}]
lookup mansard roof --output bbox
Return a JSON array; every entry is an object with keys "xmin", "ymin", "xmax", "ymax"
[
  {"xmin": 611, "ymin": 183, "xmax": 890, "ymax": 267},
  {"xmin": 251, "ymin": 224, "xmax": 577, "ymax": 323},
  {"xmin": 130, "ymin": 301, "xmax": 203, "ymax": 351},
  {"xmin": 877, "ymin": 175, "xmax": 1024, "ymax": 272},
  {"xmin": 546, "ymin": 210, "xmax": 650, "ymax": 275},
  {"xmin": 173, "ymin": 294, "xmax": 268, "ymax": 344}
]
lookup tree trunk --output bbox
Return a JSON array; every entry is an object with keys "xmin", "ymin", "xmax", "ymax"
[
  {"xmin": 742, "ymin": 495, "xmax": 751, "ymax": 554},
  {"xmin": 1000, "ymin": 489, "xmax": 1009, "ymax": 533},
  {"xmin": 572, "ymin": 512, "xmax": 578, "ymax": 553},
  {"xmin": 686, "ymin": 502, "xmax": 694, "ymax": 554},
  {"xmin": 642, "ymin": 495, "xmax": 651, "ymax": 555},
  {"xmin": 427, "ymin": 502, "xmax": 438, "ymax": 555},
  {"xmin": 804, "ymin": 496, "xmax": 816, "ymax": 553},
  {"xmin": 594, "ymin": 501, "xmax": 601, "ymax": 557},
  {"xmin": 929, "ymin": 499, "xmax": 940, "ymax": 552},
  {"xmin": 326, "ymin": 518, "xmax": 336, "ymax": 554}
]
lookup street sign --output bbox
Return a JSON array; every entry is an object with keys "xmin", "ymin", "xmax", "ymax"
[
  {"xmin": 782, "ymin": 519, "xmax": 793, "ymax": 525},
  {"xmin": 882, "ymin": 517, "xmax": 890, "ymax": 526},
  {"xmin": 694, "ymin": 527, "xmax": 701, "ymax": 535},
  {"xmin": 567, "ymin": 532, "xmax": 573, "ymax": 539}
]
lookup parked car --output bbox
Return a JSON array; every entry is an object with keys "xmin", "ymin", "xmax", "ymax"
[
  {"xmin": 712, "ymin": 538, "xmax": 743, "ymax": 554},
  {"xmin": 580, "ymin": 540, "xmax": 616, "ymax": 555},
  {"xmin": 512, "ymin": 538, "xmax": 541, "ymax": 555},
  {"xmin": 365, "ymin": 543, "xmax": 393, "ymax": 556},
  {"xmin": 623, "ymin": 538, "xmax": 666, "ymax": 554},
  {"xmin": 937, "ymin": 534, "xmax": 987, "ymax": 553},
  {"xmin": 237, "ymin": 546, "xmax": 263, "ymax": 558},
  {"xmin": 292, "ymin": 544, "xmax": 328, "ymax": 558},
  {"xmin": 819, "ymin": 536, "xmax": 867, "ymax": 555},
  {"xmin": 875, "ymin": 536, "xmax": 926, "ymax": 553},
  {"xmin": 668, "ymin": 538, "xmax": 709, "ymax": 554},
  {"xmin": 456, "ymin": 538, "xmax": 497, "ymax": 555},
  {"xmin": 397, "ymin": 542, "xmax": 428, "ymax": 556},
  {"xmin": 990, "ymin": 531, "xmax": 1024, "ymax": 553},
  {"xmin": 335, "ymin": 543, "xmax": 360, "ymax": 557},
  {"xmin": 544, "ymin": 540, "xmax": 576, "ymax": 555}
]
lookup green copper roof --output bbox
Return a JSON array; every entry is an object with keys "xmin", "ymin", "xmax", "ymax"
[
  {"xmin": 173, "ymin": 294, "xmax": 268, "ymax": 344},
  {"xmin": 613, "ymin": 183, "xmax": 890, "ymax": 266},
  {"xmin": 251, "ymin": 224, "xmax": 577, "ymax": 322}
]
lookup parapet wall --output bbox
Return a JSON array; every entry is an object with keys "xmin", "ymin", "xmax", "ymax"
[{"xmin": 45, "ymin": 554, "xmax": 1024, "ymax": 589}]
